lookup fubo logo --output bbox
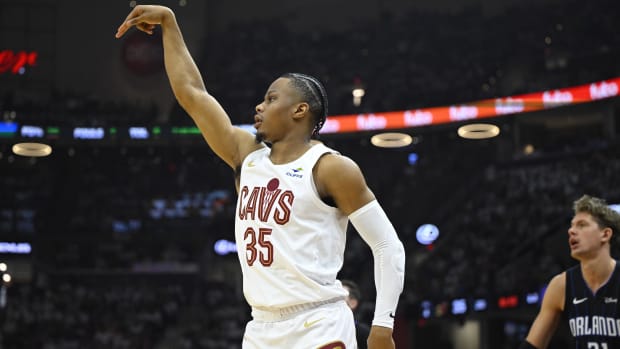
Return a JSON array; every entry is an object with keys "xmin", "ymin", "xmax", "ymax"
[
  {"xmin": 495, "ymin": 97, "xmax": 524, "ymax": 114},
  {"xmin": 404, "ymin": 110, "xmax": 433, "ymax": 126},
  {"xmin": 590, "ymin": 81, "xmax": 618, "ymax": 100},
  {"xmin": 542, "ymin": 90, "xmax": 573, "ymax": 107},
  {"xmin": 356, "ymin": 114, "xmax": 387, "ymax": 130},
  {"xmin": 449, "ymin": 105, "xmax": 478, "ymax": 121}
]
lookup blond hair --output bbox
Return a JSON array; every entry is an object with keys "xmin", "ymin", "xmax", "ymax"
[{"xmin": 574, "ymin": 195, "xmax": 620, "ymax": 235}]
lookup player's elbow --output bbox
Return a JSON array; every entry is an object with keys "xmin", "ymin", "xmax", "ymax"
[{"xmin": 389, "ymin": 239, "xmax": 406, "ymax": 290}]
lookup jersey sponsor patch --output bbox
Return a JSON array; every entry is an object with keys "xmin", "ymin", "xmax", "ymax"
[{"xmin": 286, "ymin": 167, "xmax": 304, "ymax": 178}]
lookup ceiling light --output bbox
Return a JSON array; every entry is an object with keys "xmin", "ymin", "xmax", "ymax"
[
  {"xmin": 457, "ymin": 123, "xmax": 500, "ymax": 139},
  {"xmin": 12, "ymin": 142, "xmax": 52, "ymax": 157},
  {"xmin": 370, "ymin": 132, "xmax": 413, "ymax": 148}
]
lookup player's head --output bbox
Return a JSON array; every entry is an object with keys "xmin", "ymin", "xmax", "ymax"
[
  {"xmin": 570, "ymin": 195, "xmax": 620, "ymax": 258},
  {"xmin": 341, "ymin": 279, "xmax": 361, "ymax": 311},
  {"xmin": 573, "ymin": 195, "xmax": 620, "ymax": 237},
  {"xmin": 280, "ymin": 73, "xmax": 328, "ymax": 139}
]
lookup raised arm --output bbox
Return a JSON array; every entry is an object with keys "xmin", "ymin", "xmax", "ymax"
[
  {"xmin": 522, "ymin": 273, "xmax": 565, "ymax": 349},
  {"xmin": 116, "ymin": 5, "xmax": 260, "ymax": 169},
  {"xmin": 315, "ymin": 154, "xmax": 406, "ymax": 349}
]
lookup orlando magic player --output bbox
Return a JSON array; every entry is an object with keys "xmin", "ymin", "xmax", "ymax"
[
  {"xmin": 521, "ymin": 195, "xmax": 620, "ymax": 349},
  {"xmin": 116, "ymin": 6, "xmax": 406, "ymax": 348}
]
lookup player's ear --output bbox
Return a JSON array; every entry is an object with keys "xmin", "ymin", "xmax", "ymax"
[
  {"xmin": 292, "ymin": 102, "xmax": 309, "ymax": 120},
  {"xmin": 602, "ymin": 227, "xmax": 613, "ymax": 243}
]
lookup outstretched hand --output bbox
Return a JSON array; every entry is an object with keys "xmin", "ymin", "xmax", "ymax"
[{"xmin": 115, "ymin": 5, "xmax": 173, "ymax": 38}]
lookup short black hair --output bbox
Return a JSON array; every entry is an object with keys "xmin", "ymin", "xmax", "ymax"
[{"xmin": 280, "ymin": 72, "xmax": 328, "ymax": 138}]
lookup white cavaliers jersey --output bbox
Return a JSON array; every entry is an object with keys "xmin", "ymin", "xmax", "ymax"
[{"xmin": 235, "ymin": 143, "xmax": 349, "ymax": 309}]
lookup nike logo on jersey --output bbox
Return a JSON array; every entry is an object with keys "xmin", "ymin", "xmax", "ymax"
[
  {"xmin": 389, "ymin": 312, "xmax": 396, "ymax": 318},
  {"xmin": 303, "ymin": 317, "xmax": 324, "ymax": 328},
  {"xmin": 573, "ymin": 297, "xmax": 588, "ymax": 304},
  {"xmin": 605, "ymin": 297, "xmax": 618, "ymax": 303},
  {"xmin": 247, "ymin": 161, "xmax": 256, "ymax": 168}
]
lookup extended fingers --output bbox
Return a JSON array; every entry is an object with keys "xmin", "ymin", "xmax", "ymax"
[
  {"xmin": 115, "ymin": 5, "xmax": 166, "ymax": 38},
  {"xmin": 116, "ymin": 16, "xmax": 151, "ymax": 37},
  {"xmin": 115, "ymin": 22, "xmax": 129, "ymax": 38},
  {"xmin": 115, "ymin": 6, "xmax": 145, "ymax": 38}
]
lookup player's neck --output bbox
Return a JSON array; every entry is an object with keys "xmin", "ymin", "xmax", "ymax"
[
  {"xmin": 580, "ymin": 255, "xmax": 616, "ymax": 293},
  {"xmin": 269, "ymin": 139, "xmax": 313, "ymax": 165}
]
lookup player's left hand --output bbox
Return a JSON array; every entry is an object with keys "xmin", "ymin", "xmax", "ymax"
[
  {"xmin": 115, "ymin": 5, "xmax": 173, "ymax": 38},
  {"xmin": 367, "ymin": 325, "xmax": 395, "ymax": 349}
]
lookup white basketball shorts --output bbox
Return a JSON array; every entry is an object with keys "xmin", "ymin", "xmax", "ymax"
[{"xmin": 243, "ymin": 299, "xmax": 357, "ymax": 349}]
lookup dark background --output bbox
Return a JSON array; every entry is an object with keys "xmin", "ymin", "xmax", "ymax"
[{"xmin": 0, "ymin": 0, "xmax": 619, "ymax": 348}]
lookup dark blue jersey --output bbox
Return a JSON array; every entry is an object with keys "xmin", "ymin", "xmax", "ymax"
[{"xmin": 564, "ymin": 262, "xmax": 620, "ymax": 349}]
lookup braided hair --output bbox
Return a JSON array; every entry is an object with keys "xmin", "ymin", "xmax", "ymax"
[{"xmin": 280, "ymin": 73, "xmax": 328, "ymax": 138}]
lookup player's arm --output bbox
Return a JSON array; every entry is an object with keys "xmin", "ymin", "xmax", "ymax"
[
  {"xmin": 115, "ymin": 5, "xmax": 259, "ymax": 169},
  {"xmin": 521, "ymin": 273, "xmax": 565, "ymax": 349},
  {"xmin": 315, "ymin": 154, "xmax": 405, "ymax": 349}
]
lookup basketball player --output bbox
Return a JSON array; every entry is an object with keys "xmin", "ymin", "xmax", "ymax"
[
  {"xmin": 520, "ymin": 195, "xmax": 620, "ymax": 349},
  {"xmin": 116, "ymin": 5, "xmax": 405, "ymax": 349},
  {"xmin": 343, "ymin": 280, "xmax": 372, "ymax": 349}
]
